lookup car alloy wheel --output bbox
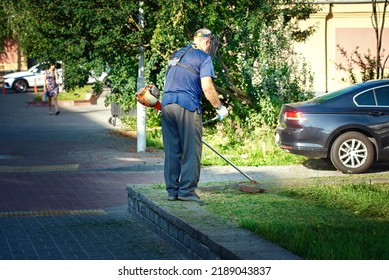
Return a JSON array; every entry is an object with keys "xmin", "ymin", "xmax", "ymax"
[
  {"xmin": 13, "ymin": 80, "xmax": 28, "ymax": 93},
  {"xmin": 330, "ymin": 131, "xmax": 374, "ymax": 174}
]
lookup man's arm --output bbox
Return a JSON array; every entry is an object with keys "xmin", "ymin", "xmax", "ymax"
[
  {"xmin": 201, "ymin": 76, "xmax": 222, "ymax": 108},
  {"xmin": 201, "ymin": 76, "xmax": 228, "ymax": 120}
]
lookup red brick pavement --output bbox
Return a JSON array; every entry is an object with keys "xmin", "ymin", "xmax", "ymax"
[{"xmin": 0, "ymin": 171, "xmax": 164, "ymax": 212}]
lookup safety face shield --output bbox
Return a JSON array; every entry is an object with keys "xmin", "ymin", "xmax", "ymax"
[
  {"xmin": 194, "ymin": 29, "xmax": 219, "ymax": 58},
  {"xmin": 208, "ymin": 34, "xmax": 219, "ymax": 58}
]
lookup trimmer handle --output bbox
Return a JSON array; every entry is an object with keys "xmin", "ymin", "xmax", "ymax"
[{"xmin": 202, "ymin": 116, "xmax": 218, "ymax": 125}]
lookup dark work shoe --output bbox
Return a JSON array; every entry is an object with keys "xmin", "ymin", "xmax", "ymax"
[
  {"xmin": 177, "ymin": 194, "xmax": 204, "ymax": 205},
  {"xmin": 167, "ymin": 196, "xmax": 177, "ymax": 201},
  {"xmin": 55, "ymin": 111, "xmax": 60, "ymax": 115}
]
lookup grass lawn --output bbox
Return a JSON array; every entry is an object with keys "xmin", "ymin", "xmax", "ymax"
[
  {"xmin": 201, "ymin": 180, "xmax": 389, "ymax": 260},
  {"xmin": 33, "ymin": 85, "xmax": 93, "ymax": 102}
]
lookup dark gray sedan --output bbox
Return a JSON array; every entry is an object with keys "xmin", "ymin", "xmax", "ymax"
[{"xmin": 275, "ymin": 79, "xmax": 389, "ymax": 174}]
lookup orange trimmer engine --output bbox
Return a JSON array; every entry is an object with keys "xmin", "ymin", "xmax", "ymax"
[{"xmin": 136, "ymin": 84, "xmax": 161, "ymax": 110}]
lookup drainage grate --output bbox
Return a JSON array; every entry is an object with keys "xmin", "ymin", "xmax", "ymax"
[{"xmin": 0, "ymin": 209, "xmax": 107, "ymax": 217}]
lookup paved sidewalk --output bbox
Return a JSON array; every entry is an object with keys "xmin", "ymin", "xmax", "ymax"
[
  {"xmin": 0, "ymin": 205, "xmax": 185, "ymax": 260},
  {"xmin": 0, "ymin": 91, "xmax": 184, "ymax": 260}
]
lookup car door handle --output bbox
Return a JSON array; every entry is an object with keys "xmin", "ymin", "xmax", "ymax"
[{"xmin": 369, "ymin": 111, "xmax": 382, "ymax": 116}]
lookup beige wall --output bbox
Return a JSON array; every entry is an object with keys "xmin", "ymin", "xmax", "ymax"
[
  {"xmin": 0, "ymin": 40, "xmax": 28, "ymax": 72},
  {"xmin": 295, "ymin": 2, "xmax": 389, "ymax": 95}
]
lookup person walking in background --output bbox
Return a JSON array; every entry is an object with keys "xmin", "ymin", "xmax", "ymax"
[
  {"xmin": 161, "ymin": 28, "xmax": 228, "ymax": 204},
  {"xmin": 44, "ymin": 63, "xmax": 60, "ymax": 115}
]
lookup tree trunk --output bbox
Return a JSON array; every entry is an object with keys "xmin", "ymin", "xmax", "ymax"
[{"xmin": 371, "ymin": 0, "xmax": 389, "ymax": 79}]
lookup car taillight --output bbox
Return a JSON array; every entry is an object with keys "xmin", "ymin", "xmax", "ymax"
[{"xmin": 284, "ymin": 110, "xmax": 305, "ymax": 121}]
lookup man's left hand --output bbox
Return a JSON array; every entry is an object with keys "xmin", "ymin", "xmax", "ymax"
[{"xmin": 216, "ymin": 104, "xmax": 228, "ymax": 120}]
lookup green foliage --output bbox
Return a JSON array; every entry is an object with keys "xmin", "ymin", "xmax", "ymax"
[
  {"xmin": 33, "ymin": 85, "xmax": 92, "ymax": 102},
  {"xmin": 0, "ymin": 1, "xmax": 16, "ymax": 51},
  {"xmin": 3, "ymin": 0, "xmax": 139, "ymax": 92},
  {"xmin": 144, "ymin": 0, "xmax": 317, "ymax": 130},
  {"xmin": 104, "ymin": 56, "xmax": 139, "ymax": 113},
  {"xmin": 119, "ymin": 115, "xmax": 137, "ymax": 131},
  {"xmin": 1, "ymin": 0, "xmax": 318, "ymax": 134},
  {"xmin": 92, "ymin": 81, "xmax": 103, "ymax": 97},
  {"xmin": 219, "ymin": 16, "xmax": 315, "ymax": 128}
]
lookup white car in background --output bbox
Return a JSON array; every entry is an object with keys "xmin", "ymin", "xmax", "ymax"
[
  {"xmin": 3, "ymin": 63, "xmax": 62, "ymax": 93},
  {"xmin": 3, "ymin": 62, "xmax": 107, "ymax": 93}
]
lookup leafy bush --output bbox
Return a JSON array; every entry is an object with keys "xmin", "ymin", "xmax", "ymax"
[
  {"xmin": 225, "ymin": 18, "xmax": 315, "ymax": 129},
  {"xmin": 336, "ymin": 45, "xmax": 378, "ymax": 83},
  {"xmin": 103, "ymin": 56, "xmax": 138, "ymax": 113}
]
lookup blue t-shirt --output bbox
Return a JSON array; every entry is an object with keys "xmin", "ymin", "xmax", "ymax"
[{"xmin": 162, "ymin": 44, "xmax": 215, "ymax": 113}]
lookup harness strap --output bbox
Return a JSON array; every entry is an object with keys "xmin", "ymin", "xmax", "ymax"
[{"xmin": 166, "ymin": 46, "xmax": 200, "ymax": 76}]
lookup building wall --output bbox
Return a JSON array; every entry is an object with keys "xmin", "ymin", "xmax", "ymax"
[
  {"xmin": 295, "ymin": 1, "xmax": 389, "ymax": 95},
  {"xmin": 0, "ymin": 40, "xmax": 28, "ymax": 74}
]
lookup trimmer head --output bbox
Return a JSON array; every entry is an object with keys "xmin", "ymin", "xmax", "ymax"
[{"xmin": 236, "ymin": 181, "xmax": 266, "ymax": 193}]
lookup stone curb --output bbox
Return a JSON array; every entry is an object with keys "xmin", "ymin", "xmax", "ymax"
[{"xmin": 126, "ymin": 184, "xmax": 302, "ymax": 260}]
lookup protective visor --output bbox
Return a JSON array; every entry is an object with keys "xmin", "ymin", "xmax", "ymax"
[
  {"xmin": 208, "ymin": 34, "xmax": 219, "ymax": 58},
  {"xmin": 195, "ymin": 31, "xmax": 219, "ymax": 58}
]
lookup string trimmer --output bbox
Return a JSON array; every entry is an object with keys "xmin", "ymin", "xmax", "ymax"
[{"xmin": 136, "ymin": 84, "xmax": 265, "ymax": 193}]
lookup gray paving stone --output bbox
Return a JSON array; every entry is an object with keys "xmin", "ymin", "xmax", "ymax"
[{"xmin": 0, "ymin": 206, "xmax": 186, "ymax": 260}]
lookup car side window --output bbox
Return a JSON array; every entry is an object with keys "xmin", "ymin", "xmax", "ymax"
[
  {"xmin": 34, "ymin": 64, "xmax": 45, "ymax": 73},
  {"xmin": 374, "ymin": 86, "xmax": 389, "ymax": 106},
  {"xmin": 354, "ymin": 90, "xmax": 376, "ymax": 106}
]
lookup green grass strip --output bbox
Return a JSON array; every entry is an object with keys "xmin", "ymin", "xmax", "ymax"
[{"xmin": 202, "ymin": 183, "xmax": 389, "ymax": 259}]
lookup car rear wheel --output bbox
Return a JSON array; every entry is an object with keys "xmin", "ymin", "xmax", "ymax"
[
  {"xmin": 330, "ymin": 132, "xmax": 374, "ymax": 174},
  {"xmin": 13, "ymin": 79, "xmax": 28, "ymax": 93}
]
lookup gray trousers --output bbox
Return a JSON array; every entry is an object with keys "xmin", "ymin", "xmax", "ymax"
[{"xmin": 161, "ymin": 104, "xmax": 202, "ymax": 198}]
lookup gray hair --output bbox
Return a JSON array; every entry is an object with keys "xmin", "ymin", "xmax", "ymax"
[{"xmin": 194, "ymin": 28, "xmax": 213, "ymax": 39}]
